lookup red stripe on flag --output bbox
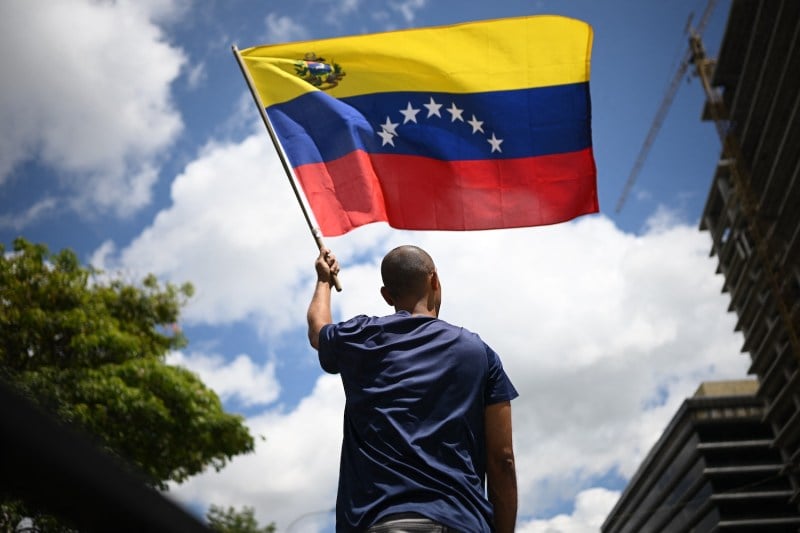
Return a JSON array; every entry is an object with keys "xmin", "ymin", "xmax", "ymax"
[{"xmin": 294, "ymin": 148, "xmax": 598, "ymax": 236}]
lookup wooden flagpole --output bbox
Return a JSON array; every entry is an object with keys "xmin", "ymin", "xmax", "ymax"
[{"xmin": 232, "ymin": 45, "xmax": 341, "ymax": 291}]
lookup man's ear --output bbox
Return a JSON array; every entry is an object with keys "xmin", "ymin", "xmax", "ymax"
[
  {"xmin": 380, "ymin": 286, "xmax": 394, "ymax": 306},
  {"xmin": 430, "ymin": 270, "xmax": 439, "ymax": 291}
]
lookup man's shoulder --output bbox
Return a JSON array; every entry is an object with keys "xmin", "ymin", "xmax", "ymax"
[
  {"xmin": 435, "ymin": 319, "xmax": 484, "ymax": 343},
  {"xmin": 335, "ymin": 312, "xmax": 435, "ymax": 328},
  {"xmin": 330, "ymin": 313, "xmax": 486, "ymax": 346},
  {"xmin": 324, "ymin": 313, "xmax": 402, "ymax": 337}
]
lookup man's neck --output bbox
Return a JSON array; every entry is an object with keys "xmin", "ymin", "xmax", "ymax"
[{"xmin": 398, "ymin": 302, "xmax": 437, "ymax": 318}]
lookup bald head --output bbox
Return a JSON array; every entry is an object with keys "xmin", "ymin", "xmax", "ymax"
[{"xmin": 381, "ymin": 245, "xmax": 436, "ymax": 303}]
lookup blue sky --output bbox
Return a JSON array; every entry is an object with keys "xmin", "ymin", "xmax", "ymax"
[{"xmin": 0, "ymin": 1, "xmax": 752, "ymax": 531}]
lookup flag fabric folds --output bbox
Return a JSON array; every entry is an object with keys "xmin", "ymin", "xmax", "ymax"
[{"xmin": 239, "ymin": 15, "xmax": 598, "ymax": 236}]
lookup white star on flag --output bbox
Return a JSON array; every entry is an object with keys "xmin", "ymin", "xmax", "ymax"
[
  {"xmin": 446, "ymin": 102, "xmax": 464, "ymax": 122},
  {"xmin": 381, "ymin": 117, "xmax": 399, "ymax": 136},
  {"xmin": 424, "ymin": 97, "xmax": 442, "ymax": 118},
  {"xmin": 487, "ymin": 133, "xmax": 503, "ymax": 153},
  {"xmin": 468, "ymin": 115, "xmax": 484, "ymax": 134},
  {"xmin": 400, "ymin": 102, "xmax": 421, "ymax": 124},
  {"xmin": 378, "ymin": 129, "xmax": 396, "ymax": 146}
]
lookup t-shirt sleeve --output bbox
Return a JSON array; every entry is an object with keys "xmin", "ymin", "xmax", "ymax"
[
  {"xmin": 484, "ymin": 345, "xmax": 519, "ymax": 405},
  {"xmin": 317, "ymin": 323, "xmax": 340, "ymax": 374}
]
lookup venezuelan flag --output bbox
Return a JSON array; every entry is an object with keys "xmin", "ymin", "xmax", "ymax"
[{"xmin": 239, "ymin": 15, "xmax": 597, "ymax": 236}]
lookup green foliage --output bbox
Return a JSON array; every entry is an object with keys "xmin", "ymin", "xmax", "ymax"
[
  {"xmin": 207, "ymin": 505, "xmax": 276, "ymax": 533},
  {"xmin": 0, "ymin": 499, "xmax": 78, "ymax": 533},
  {"xmin": 0, "ymin": 238, "xmax": 254, "ymax": 488}
]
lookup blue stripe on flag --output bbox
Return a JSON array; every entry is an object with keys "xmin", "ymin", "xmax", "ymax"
[{"xmin": 266, "ymin": 82, "xmax": 592, "ymax": 167}]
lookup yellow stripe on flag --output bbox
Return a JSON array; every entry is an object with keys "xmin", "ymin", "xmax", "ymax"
[{"xmin": 240, "ymin": 15, "xmax": 592, "ymax": 107}]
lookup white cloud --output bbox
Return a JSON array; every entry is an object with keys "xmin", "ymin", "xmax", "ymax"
[
  {"xmin": 168, "ymin": 351, "xmax": 281, "ymax": 407},
  {"xmin": 98, "ymin": 135, "xmax": 748, "ymax": 530},
  {"xmin": 392, "ymin": 217, "xmax": 747, "ymax": 511},
  {"xmin": 391, "ymin": 0, "xmax": 428, "ymax": 24},
  {"xmin": 265, "ymin": 13, "xmax": 310, "ymax": 44},
  {"xmin": 518, "ymin": 487, "xmax": 621, "ymax": 533},
  {"xmin": 643, "ymin": 204, "xmax": 686, "ymax": 233},
  {"xmin": 91, "ymin": 134, "xmax": 320, "ymax": 335},
  {"xmin": 171, "ymin": 374, "xmax": 344, "ymax": 532},
  {"xmin": 264, "ymin": 2, "xmax": 427, "ymax": 38},
  {"xmin": 0, "ymin": 197, "xmax": 58, "ymax": 230},
  {"xmin": 185, "ymin": 62, "xmax": 208, "ymax": 91},
  {"xmin": 337, "ymin": 0, "xmax": 427, "ymax": 29},
  {"xmin": 312, "ymin": 216, "xmax": 744, "ymax": 519},
  {"xmin": 322, "ymin": 0, "xmax": 364, "ymax": 28},
  {"xmin": 0, "ymin": 0, "xmax": 185, "ymax": 216}
]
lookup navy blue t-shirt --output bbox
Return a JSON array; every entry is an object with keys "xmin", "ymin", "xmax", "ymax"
[{"xmin": 318, "ymin": 311, "xmax": 518, "ymax": 532}]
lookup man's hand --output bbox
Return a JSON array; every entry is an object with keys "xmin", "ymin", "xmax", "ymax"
[
  {"xmin": 307, "ymin": 248, "xmax": 339, "ymax": 350},
  {"xmin": 315, "ymin": 248, "xmax": 340, "ymax": 286}
]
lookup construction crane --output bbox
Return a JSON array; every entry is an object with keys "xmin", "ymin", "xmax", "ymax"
[
  {"xmin": 614, "ymin": 0, "xmax": 719, "ymax": 213},
  {"xmin": 622, "ymin": 0, "xmax": 800, "ymax": 364}
]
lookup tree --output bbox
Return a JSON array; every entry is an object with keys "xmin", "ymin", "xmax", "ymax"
[
  {"xmin": 207, "ymin": 505, "xmax": 275, "ymax": 533},
  {"xmin": 0, "ymin": 500, "xmax": 78, "ymax": 533},
  {"xmin": 0, "ymin": 238, "xmax": 254, "ymax": 487}
]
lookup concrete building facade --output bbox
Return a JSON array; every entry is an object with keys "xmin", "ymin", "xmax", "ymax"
[
  {"xmin": 699, "ymin": 0, "xmax": 800, "ymax": 505},
  {"xmin": 601, "ymin": 381, "xmax": 800, "ymax": 533}
]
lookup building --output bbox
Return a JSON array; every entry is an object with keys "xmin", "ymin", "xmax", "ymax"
[
  {"xmin": 698, "ymin": 0, "xmax": 800, "ymax": 506},
  {"xmin": 601, "ymin": 380, "xmax": 800, "ymax": 532},
  {"xmin": 603, "ymin": 1, "xmax": 800, "ymax": 529}
]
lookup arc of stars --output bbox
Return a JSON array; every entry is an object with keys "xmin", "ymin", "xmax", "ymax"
[{"xmin": 374, "ymin": 96, "xmax": 503, "ymax": 154}]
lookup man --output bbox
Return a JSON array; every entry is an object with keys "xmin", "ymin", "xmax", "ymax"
[{"xmin": 308, "ymin": 245, "xmax": 518, "ymax": 532}]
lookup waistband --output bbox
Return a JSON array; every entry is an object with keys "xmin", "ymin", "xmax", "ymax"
[{"xmin": 366, "ymin": 513, "xmax": 459, "ymax": 532}]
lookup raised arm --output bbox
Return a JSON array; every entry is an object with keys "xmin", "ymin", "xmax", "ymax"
[
  {"xmin": 307, "ymin": 248, "xmax": 339, "ymax": 350},
  {"xmin": 485, "ymin": 401, "xmax": 517, "ymax": 533}
]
